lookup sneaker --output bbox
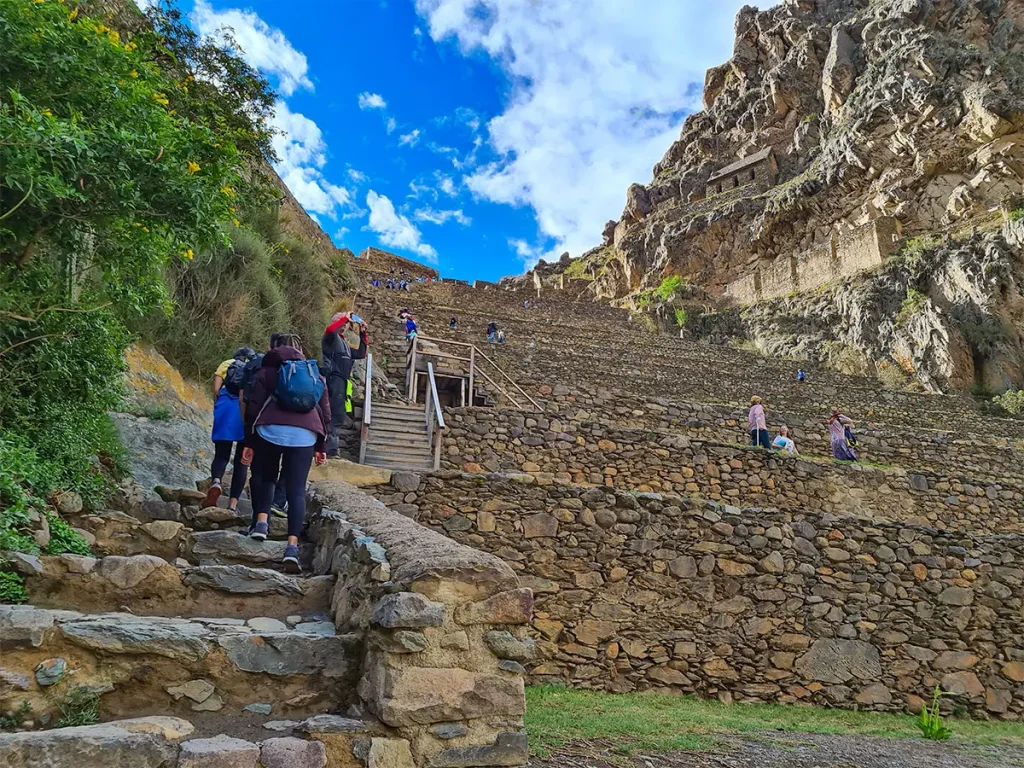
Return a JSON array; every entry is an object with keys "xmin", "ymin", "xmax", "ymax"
[
  {"xmin": 238, "ymin": 524, "xmax": 254, "ymax": 536},
  {"xmin": 250, "ymin": 521, "xmax": 269, "ymax": 541},
  {"xmin": 270, "ymin": 504, "xmax": 288, "ymax": 519},
  {"xmin": 202, "ymin": 482, "xmax": 222, "ymax": 509},
  {"xmin": 282, "ymin": 544, "xmax": 301, "ymax": 574}
]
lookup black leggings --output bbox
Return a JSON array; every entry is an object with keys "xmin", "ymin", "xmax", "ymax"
[
  {"xmin": 211, "ymin": 441, "xmax": 248, "ymax": 500},
  {"xmin": 249, "ymin": 434, "xmax": 314, "ymax": 538}
]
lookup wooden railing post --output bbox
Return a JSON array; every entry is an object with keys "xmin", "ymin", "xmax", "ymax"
[{"xmin": 469, "ymin": 346, "xmax": 476, "ymax": 406}]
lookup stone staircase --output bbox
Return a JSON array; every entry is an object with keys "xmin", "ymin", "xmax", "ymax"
[
  {"xmin": 362, "ymin": 403, "xmax": 436, "ymax": 472},
  {"xmin": 1, "ymin": 480, "xmax": 533, "ymax": 767}
]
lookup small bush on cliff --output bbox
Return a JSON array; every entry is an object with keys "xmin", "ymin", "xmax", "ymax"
[
  {"xmin": 891, "ymin": 236, "xmax": 942, "ymax": 267},
  {"xmin": 896, "ymin": 290, "xmax": 928, "ymax": 326},
  {"xmin": 656, "ymin": 275, "xmax": 686, "ymax": 302},
  {"xmin": 674, "ymin": 308, "xmax": 689, "ymax": 328},
  {"xmin": 993, "ymin": 389, "xmax": 1024, "ymax": 416},
  {"xmin": 44, "ymin": 514, "xmax": 92, "ymax": 557},
  {"xmin": 0, "ymin": 571, "xmax": 29, "ymax": 605}
]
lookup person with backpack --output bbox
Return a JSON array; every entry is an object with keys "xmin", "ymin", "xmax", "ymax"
[
  {"xmin": 203, "ymin": 346, "xmax": 257, "ymax": 510},
  {"xmin": 405, "ymin": 314, "xmax": 418, "ymax": 340},
  {"xmin": 487, "ymin": 321, "xmax": 497, "ymax": 343},
  {"xmin": 241, "ymin": 333, "xmax": 330, "ymax": 572},
  {"xmin": 238, "ymin": 334, "xmax": 289, "ymax": 523},
  {"xmin": 321, "ymin": 312, "xmax": 369, "ymax": 457}
]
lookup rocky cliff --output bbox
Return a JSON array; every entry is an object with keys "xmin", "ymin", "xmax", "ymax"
[{"xmin": 550, "ymin": 0, "xmax": 1024, "ymax": 393}]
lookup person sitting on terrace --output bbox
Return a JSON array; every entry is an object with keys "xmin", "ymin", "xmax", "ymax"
[
  {"xmin": 827, "ymin": 409, "xmax": 857, "ymax": 461},
  {"xmin": 487, "ymin": 321, "xmax": 498, "ymax": 343},
  {"xmin": 797, "ymin": 369, "xmax": 807, "ymax": 383},
  {"xmin": 772, "ymin": 425, "xmax": 798, "ymax": 456},
  {"xmin": 449, "ymin": 315, "xmax": 457, "ymax": 330},
  {"xmin": 497, "ymin": 329, "xmax": 506, "ymax": 343},
  {"xmin": 748, "ymin": 396, "xmax": 770, "ymax": 450}
]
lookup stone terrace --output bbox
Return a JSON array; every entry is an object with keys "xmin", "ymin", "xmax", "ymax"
[{"xmin": 0, "ymin": 481, "xmax": 531, "ymax": 768}]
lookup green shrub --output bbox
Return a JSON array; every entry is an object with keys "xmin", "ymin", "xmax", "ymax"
[
  {"xmin": 674, "ymin": 308, "xmax": 689, "ymax": 328},
  {"xmin": 0, "ymin": 701, "xmax": 32, "ymax": 731},
  {"xmin": 0, "ymin": 571, "xmax": 29, "ymax": 604},
  {"xmin": 56, "ymin": 687, "xmax": 100, "ymax": 728},
  {"xmin": 44, "ymin": 514, "xmax": 92, "ymax": 557},
  {"xmin": 877, "ymin": 360, "xmax": 911, "ymax": 389},
  {"xmin": 128, "ymin": 405, "xmax": 173, "ymax": 421},
  {"xmin": 892, "ymin": 236, "xmax": 942, "ymax": 266},
  {"xmin": 993, "ymin": 389, "xmax": 1024, "ymax": 415},
  {"xmin": 917, "ymin": 686, "xmax": 953, "ymax": 741},
  {"xmin": 564, "ymin": 255, "xmax": 596, "ymax": 281},
  {"xmin": 896, "ymin": 289, "xmax": 928, "ymax": 326},
  {"xmin": 655, "ymin": 275, "xmax": 686, "ymax": 302}
]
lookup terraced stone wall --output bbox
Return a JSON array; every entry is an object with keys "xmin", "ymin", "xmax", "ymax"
[
  {"xmin": 440, "ymin": 409, "xmax": 1024, "ymax": 535},
  {"xmin": 307, "ymin": 481, "xmax": 531, "ymax": 767},
  {"xmin": 370, "ymin": 473, "xmax": 1024, "ymax": 720}
]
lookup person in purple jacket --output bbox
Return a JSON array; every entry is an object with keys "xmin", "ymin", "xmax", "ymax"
[{"xmin": 241, "ymin": 333, "xmax": 330, "ymax": 572}]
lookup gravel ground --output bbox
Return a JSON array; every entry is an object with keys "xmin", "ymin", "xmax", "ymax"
[{"xmin": 528, "ymin": 732, "xmax": 1024, "ymax": 768}]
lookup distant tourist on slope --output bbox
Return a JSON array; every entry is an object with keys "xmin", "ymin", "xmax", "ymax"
[
  {"xmin": 203, "ymin": 346, "xmax": 257, "ymax": 510},
  {"xmin": 487, "ymin": 321, "xmax": 498, "ymax": 343},
  {"xmin": 772, "ymin": 425, "xmax": 798, "ymax": 456},
  {"xmin": 449, "ymin": 315, "xmax": 457, "ymax": 330},
  {"xmin": 322, "ymin": 313, "xmax": 369, "ymax": 456},
  {"xmin": 797, "ymin": 369, "xmax": 807, "ymax": 384},
  {"xmin": 405, "ymin": 315, "xmax": 418, "ymax": 340},
  {"xmin": 497, "ymin": 329, "xmax": 506, "ymax": 343},
  {"xmin": 241, "ymin": 333, "xmax": 329, "ymax": 572},
  {"xmin": 748, "ymin": 396, "xmax": 770, "ymax": 450},
  {"xmin": 827, "ymin": 409, "xmax": 857, "ymax": 461}
]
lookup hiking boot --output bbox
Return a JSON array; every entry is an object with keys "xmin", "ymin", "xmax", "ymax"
[
  {"xmin": 250, "ymin": 521, "xmax": 269, "ymax": 541},
  {"xmin": 282, "ymin": 544, "xmax": 301, "ymax": 574},
  {"xmin": 202, "ymin": 482, "xmax": 222, "ymax": 509},
  {"xmin": 238, "ymin": 524, "xmax": 254, "ymax": 536},
  {"xmin": 270, "ymin": 504, "xmax": 288, "ymax": 519}
]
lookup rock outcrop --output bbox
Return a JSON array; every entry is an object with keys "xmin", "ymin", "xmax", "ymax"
[{"xmin": 543, "ymin": 0, "xmax": 1024, "ymax": 392}]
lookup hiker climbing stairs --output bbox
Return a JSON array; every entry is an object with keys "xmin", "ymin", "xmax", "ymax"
[{"xmin": 361, "ymin": 402, "xmax": 436, "ymax": 471}]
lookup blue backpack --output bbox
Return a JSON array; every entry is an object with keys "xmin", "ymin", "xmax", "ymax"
[{"xmin": 274, "ymin": 359, "xmax": 325, "ymax": 413}]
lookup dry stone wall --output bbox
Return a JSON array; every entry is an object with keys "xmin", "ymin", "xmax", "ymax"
[
  {"xmin": 440, "ymin": 408, "xmax": 1024, "ymax": 535},
  {"xmin": 370, "ymin": 473, "xmax": 1024, "ymax": 720},
  {"xmin": 307, "ymin": 480, "xmax": 530, "ymax": 768}
]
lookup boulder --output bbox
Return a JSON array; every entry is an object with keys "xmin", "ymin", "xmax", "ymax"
[
  {"xmin": 178, "ymin": 735, "xmax": 259, "ymax": 768},
  {"xmin": 308, "ymin": 459, "xmax": 391, "ymax": 487},
  {"xmin": 60, "ymin": 615, "xmax": 212, "ymax": 662},
  {"xmin": 217, "ymin": 633, "xmax": 355, "ymax": 676},
  {"xmin": 0, "ymin": 716, "xmax": 193, "ymax": 768},
  {"xmin": 371, "ymin": 593, "xmax": 445, "ymax": 629},
  {"xmin": 391, "ymin": 472, "xmax": 421, "ymax": 494},
  {"xmin": 183, "ymin": 565, "xmax": 304, "ymax": 596},
  {"xmin": 259, "ymin": 737, "xmax": 327, "ymax": 768},
  {"xmin": 794, "ymin": 639, "xmax": 882, "ymax": 684},
  {"xmin": 0, "ymin": 606, "xmax": 54, "ymax": 648}
]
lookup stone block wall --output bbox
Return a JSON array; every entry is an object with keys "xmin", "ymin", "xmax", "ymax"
[
  {"xmin": 307, "ymin": 481, "xmax": 530, "ymax": 767},
  {"xmin": 726, "ymin": 217, "xmax": 900, "ymax": 304},
  {"xmin": 370, "ymin": 473, "xmax": 1024, "ymax": 720},
  {"xmin": 439, "ymin": 409, "xmax": 1024, "ymax": 535}
]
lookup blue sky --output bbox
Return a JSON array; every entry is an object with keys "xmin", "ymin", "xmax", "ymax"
[{"xmin": 163, "ymin": 0, "xmax": 756, "ymax": 282}]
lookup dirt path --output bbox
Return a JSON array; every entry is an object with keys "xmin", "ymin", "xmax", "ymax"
[{"xmin": 528, "ymin": 733, "xmax": 1024, "ymax": 768}]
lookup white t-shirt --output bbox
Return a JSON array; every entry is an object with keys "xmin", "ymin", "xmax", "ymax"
[{"xmin": 773, "ymin": 436, "xmax": 797, "ymax": 455}]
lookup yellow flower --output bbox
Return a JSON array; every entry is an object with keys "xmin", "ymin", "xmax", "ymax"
[
  {"xmin": 41, "ymin": 108, "xmax": 52, "ymax": 117},
  {"xmin": 186, "ymin": 161, "xmax": 201, "ymax": 175},
  {"xmin": 142, "ymin": 226, "xmax": 149, "ymax": 232},
  {"xmin": 221, "ymin": 186, "xmax": 236, "ymax": 198},
  {"xmin": 107, "ymin": 30, "xmax": 120, "ymax": 45},
  {"xmin": 228, "ymin": 206, "xmax": 236, "ymax": 213},
  {"xmin": 32, "ymin": 0, "xmax": 44, "ymax": 5},
  {"xmin": 152, "ymin": 92, "xmax": 169, "ymax": 106},
  {"xmin": 183, "ymin": 248, "xmax": 195, "ymax": 260},
  {"xmin": 232, "ymin": 219, "xmax": 241, "ymax": 228},
  {"xmin": 69, "ymin": 7, "xmax": 78, "ymax": 19},
  {"xmin": 129, "ymin": 70, "xmax": 138, "ymax": 78},
  {"xmin": 126, "ymin": 41, "xmax": 137, "ymax": 51}
]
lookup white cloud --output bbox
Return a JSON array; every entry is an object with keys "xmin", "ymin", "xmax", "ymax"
[
  {"xmin": 415, "ymin": 0, "xmax": 753, "ymax": 258},
  {"xmin": 270, "ymin": 101, "xmax": 354, "ymax": 218},
  {"xmin": 386, "ymin": 117, "xmax": 398, "ymax": 134},
  {"xmin": 438, "ymin": 175, "xmax": 456, "ymax": 196},
  {"xmin": 358, "ymin": 92, "xmax": 388, "ymax": 110},
  {"xmin": 508, "ymin": 238, "xmax": 541, "ymax": 269},
  {"xmin": 399, "ymin": 129, "xmax": 422, "ymax": 147},
  {"xmin": 348, "ymin": 169, "xmax": 368, "ymax": 183},
  {"xmin": 192, "ymin": 0, "xmax": 313, "ymax": 96},
  {"xmin": 366, "ymin": 191, "xmax": 438, "ymax": 262},
  {"xmin": 334, "ymin": 227, "xmax": 350, "ymax": 241},
  {"xmin": 413, "ymin": 207, "xmax": 471, "ymax": 226}
]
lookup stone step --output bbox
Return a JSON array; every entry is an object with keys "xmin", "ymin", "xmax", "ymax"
[
  {"xmin": 183, "ymin": 530, "xmax": 315, "ymax": 568},
  {"xmin": 0, "ymin": 606, "xmax": 356, "ymax": 727},
  {"xmin": 21, "ymin": 555, "xmax": 333, "ymax": 620}
]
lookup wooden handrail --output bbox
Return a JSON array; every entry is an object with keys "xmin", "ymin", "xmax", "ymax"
[
  {"xmin": 427, "ymin": 362, "xmax": 445, "ymax": 430},
  {"xmin": 359, "ymin": 353, "xmax": 373, "ymax": 464},
  {"xmin": 473, "ymin": 365, "xmax": 523, "ymax": 410},
  {"xmin": 472, "ymin": 345, "xmax": 542, "ymax": 411}
]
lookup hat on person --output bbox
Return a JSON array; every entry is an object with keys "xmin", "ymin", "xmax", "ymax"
[
  {"xmin": 751, "ymin": 396, "xmax": 762, "ymax": 405},
  {"xmin": 233, "ymin": 346, "xmax": 256, "ymax": 361}
]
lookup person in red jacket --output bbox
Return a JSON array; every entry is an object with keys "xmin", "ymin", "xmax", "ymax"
[{"xmin": 241, "ymin": 333, "xmax": 330, "ymax": 572}]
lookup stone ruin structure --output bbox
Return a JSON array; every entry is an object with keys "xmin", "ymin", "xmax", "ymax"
[
  {"xmin": 705, "ymin": 147, "xmax": 778, "ymax": 200},
  {"xmin": 725, "ymin": 216, "xmax": 903, "ymax": 304}
]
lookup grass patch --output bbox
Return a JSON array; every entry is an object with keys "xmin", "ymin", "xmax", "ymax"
[
  {"xmin": 524, "ymin": 687, "xmax": 1024, "ymax": 756},
  {"xmin": 125, "ymin": 405, "xmax": 173, "ymax": 421},
  {"xmin": 55, "ymin": 687, "xmax": 100, "ymax": 728}
]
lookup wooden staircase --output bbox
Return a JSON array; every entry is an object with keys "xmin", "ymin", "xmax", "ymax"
[{"xmin": 362, "ymin": 402, "xmax": 437, "ymax": 472}]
